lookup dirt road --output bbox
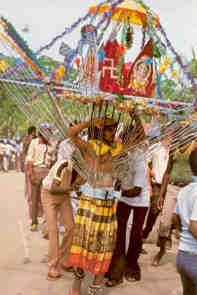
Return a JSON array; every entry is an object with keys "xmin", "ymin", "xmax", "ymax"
[{"xmin": 0, "ymin": 172, "xmax": 181, "ymax": 295}]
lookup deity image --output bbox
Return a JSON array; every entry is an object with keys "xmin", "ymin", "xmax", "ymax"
[{"xmin": 128, "ymin": 55, "xmax": 152, "ymax": 95}]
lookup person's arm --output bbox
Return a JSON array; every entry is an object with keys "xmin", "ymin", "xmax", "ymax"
[
  {"xmin": 50, "ymin": 179, "xmax": 72, "ymax": 194},
  {"xmin": 189, "ymin": 221, "xmax": 197, "ymax": 240},
  {"xmin": 172, "ymin": 213, "xmax": 182, "ymax": 232},
  {"xmin": 50, "ymin": 162, "xmax": 72, "ymax": 194},
  {"xmin": 147, "ymin": 165, "xmax": 154, "ymax": 197},
  {"xmin": 188, "ymin": 198, "xmax": 197, "ymax": 240},
  {"xmin": 157, "ymin": 155, "xmax": 174, "ymax": 210},
  {"xmin": 67, "ymin": 119, "xmax": 102, "ymax": 153}
]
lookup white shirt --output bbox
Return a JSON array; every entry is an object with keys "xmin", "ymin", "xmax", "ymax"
[
  {"xmin": 148, "ymin": 142, "xmax": 169, "ymax": 184},
  {"xmin": 174, "ymin": 182, "xmax": 197, "ymax": 254},
  {"xmin": 121, "ymin": 151, "xmax": 150, "ymax": 207},
  {"xmin": 5, "ymin": 144, "xmax": 16, "ymax": 156},
  {"xmin": 0, "ymin": 143, "xmax": 5, "ymax": 155},
  {"xmin": 26, "ymin": 138, "xmax": 54, "ymax": 166},
  {"xmin": 57, "ymin": 139, "xmax": 74, "ymax": 161}
]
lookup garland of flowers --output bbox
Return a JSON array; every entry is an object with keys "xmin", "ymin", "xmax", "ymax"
[
  {"xmin": 159, "ymin": 24, "xmax": 197, "ymax": 95},
  {"xmin": 51, "ymin": 0, "xmax": 125, "ymax": 82},
  {"xmin": 141, "ymin": 26, "xmax": 146, "ymax": 50},
  {"xmin": 36, "ymin": 13, "xmax": 90, "ymax": 56},
  {"xmin": 90, "ymin": 0, "xmax": 110, "ymax": 25},
  {"xmin": 1, "ymin": 17, "xmax": 46, "ymax": 73},
  {"xmin": 36, "ymin": 0, "xmax": 124, "ymax": 56},
  {"xmin": 134, "ymin": 0, "xmax": 197, "ymax": 107},
  {"xmin": 135, "ymin": 0, "xmax": 166, "ymax": 57},
  {"xmin": 0, "ymin": 62, "xmax": 27, "ymax": 78}
]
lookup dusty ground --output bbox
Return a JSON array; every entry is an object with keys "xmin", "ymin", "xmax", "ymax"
[{"xmin": 0, "ymin": 171, "xmax": 182, "ymax": 295}]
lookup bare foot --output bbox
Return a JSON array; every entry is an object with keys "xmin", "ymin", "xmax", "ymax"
[
  {"xmin": 152, "ymin": 252, "xmax": 164, "ymax": 266},
  {"xmin": 69, "ymin": 287, "xmax": 80, "ymax": 295}
]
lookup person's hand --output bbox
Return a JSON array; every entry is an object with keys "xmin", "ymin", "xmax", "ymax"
[
  {"xmin": 29, "ymin": 168, "xmax": 34, "ymax": 182},
  {"xmin": 93, "ymin": 118, "xmax": 105, "ymax": 129},
  {"xmin": 157, "ymin": 196, "xmax": 164, "ymax": 210},
  {"xmin": 54, "ymin": 179, "xmax": 61, "ymax": 185},
  {"xmin": 122, "ymin": 187, "xmax": 141, "ymax": 198},
  {"xmin": 149, "ymin": 186, "xmax": 153, "ymax": 198},
  {"xmin": 62, "ymin": 186, "xmax": 73, "ymax": 193}
]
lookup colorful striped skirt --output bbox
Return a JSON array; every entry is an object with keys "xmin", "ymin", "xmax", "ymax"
[{"xmin": 66, "ymin": 194, "xmax": 117, "ymax": 275}]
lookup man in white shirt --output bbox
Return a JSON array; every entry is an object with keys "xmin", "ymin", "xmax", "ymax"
[
  {"xmin": 26, "ymin": 124, "xmax": 55, "ymax": 231},
  {"xmin": 2, "ymin": 140, "xmax": 16, "ymax": 172},
  {"xmin": 57, "ymin": 138, "xmax": 74, "ymax": 162},
  {"xmin": 57, "ymin": 138, "xmax": 79, "ymax": 217},
  {"xmin": 173, "ymin": 148, "xmax": 197, "ymax": 295},
  {"xmin": 106, "ymin": 149, "xmax": 149, "ymax": 287},
  {"xmin": 142, "ymin": 137, "xmax": 170, "ymax": 241}
]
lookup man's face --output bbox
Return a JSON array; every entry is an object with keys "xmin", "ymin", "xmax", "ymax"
[
  {"xmin": 103, "ymin": 126, "xmax": 116, "ymax": 143},
  {"xmin": 31, "ymin": 131, "xmax": 36, "ymax": 138}
]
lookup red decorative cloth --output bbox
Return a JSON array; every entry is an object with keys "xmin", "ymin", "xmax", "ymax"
[{"xmin": 99, "ymin": 39, "xmax": 156, "ymax": 97}]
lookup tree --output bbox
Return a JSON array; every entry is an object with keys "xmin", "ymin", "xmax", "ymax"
[{"xmin": 0, "ymin": 86, "xmax": 29, "ymax": 137}]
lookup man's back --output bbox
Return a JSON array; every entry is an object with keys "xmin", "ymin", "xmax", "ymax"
[{"xmin": 175, "ymin": 183, "xmax": 197, "ymax": 253}]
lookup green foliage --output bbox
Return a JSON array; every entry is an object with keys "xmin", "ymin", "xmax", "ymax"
[
  {"xmin": 0, "ymin": 86, "xmax": 29, "ymax": 136},
  {"xmin": 38, "ymin": 55, "xmax": 59, "ymax": 74},
  {"xmin": 160, "ymin": 77, "xmax": 194, "ymax": 103}
]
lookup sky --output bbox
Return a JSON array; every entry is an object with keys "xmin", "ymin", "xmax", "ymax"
[{"xmin": 1, "ymin": 0, "xmax": 197, "ymax": 60}]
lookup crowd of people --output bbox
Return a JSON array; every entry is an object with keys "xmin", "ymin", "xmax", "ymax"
[
  {"xmin": 18, "ymin": 116, "xmax": 197, "ymax": 295},
  {"xmin": 0, "ymin": 137, "xmax": 22, "ymax": 172},
  {"xmin": 0, "ymin": 128, "xmax": 34, "ymax": 173}
]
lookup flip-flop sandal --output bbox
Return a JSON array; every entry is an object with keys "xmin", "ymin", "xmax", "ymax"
[
  {"xmin": 105, "ymin": 279, "xmax": 123, "ymax": 287},
  {"xmin": 46, "ymin": 273, "xmax": 62, "ymax": 281},
  {"xmin": 88, "ymin": 285, "xmax": 103, "ymax": 295}
]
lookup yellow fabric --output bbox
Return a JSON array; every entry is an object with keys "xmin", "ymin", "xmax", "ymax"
[
  {"xmin": 88, "ymin": 139, "xmax": 123, "ymax": 157},
  {"xmin": 70, "ymin": 246, "xmax": 112, "ymax": 260},
  {"xmin": 0, "ymin": 60, "xmax": 7, "ymax": 72},
  {"xmin": 89, "ymin": 0, "xmax": 160, "ymax": 26},
  {"xmin": 67, "ymin": 194, "xmax": 117, "ymax": 274}
]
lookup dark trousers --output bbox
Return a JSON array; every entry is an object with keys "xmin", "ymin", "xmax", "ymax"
[
  {"xmin": 143, "ymin": 207, "xmax": 161, "ymax": 239},
  {"xmin": 143, "ymin": 183, "xmax": 161, "ymax": 240},
  {"xmin": 107, "ymin": 201, "xmax": 148, "ymax": 280},
  {"xmin": 177, "ymin": 250, "xmax": 197, "ymax": 295}
]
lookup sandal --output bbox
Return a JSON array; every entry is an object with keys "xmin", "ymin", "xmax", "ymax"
[
  {"xmin": 73, "ymin": 268, "xmax": 85, "ymax": 280},
  {"xmin": 88, "ymin": 285, "xmax": 103, "ymax": 295},
  {"xmin": 125, "ymin": 270, "xmax": 141, "ymax": 282},
  {"xmin": 152, "ymin": 253, "xmax": 164, "ymax": 267},
  {"xmin": 105, "ymin": 278, "xmax": 123, "ymax": 288},
  {"xmin": 30, "ymin": 224, "xmax": 38, "ymax": 232},
  {"xmin": 46, "ymin": 272, "xmax": 62, "ymax": 281}
]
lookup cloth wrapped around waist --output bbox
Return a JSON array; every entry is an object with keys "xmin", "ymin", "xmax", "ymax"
[{"xmin": 79, "ymin": 185, "xmax": 121, "ymax": 200}]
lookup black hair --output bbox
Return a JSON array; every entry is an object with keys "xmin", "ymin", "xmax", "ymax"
[
  {"xmin": 136, "ymin": 61, "xmax": 149, "ymax": 75},
  {"xmin": 189, "ymin": 147, "xmax": 197, "ymax": 176},
  {"xmin": 28, "ymin": 126, "xmax": 36, "ymax": 135}
]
